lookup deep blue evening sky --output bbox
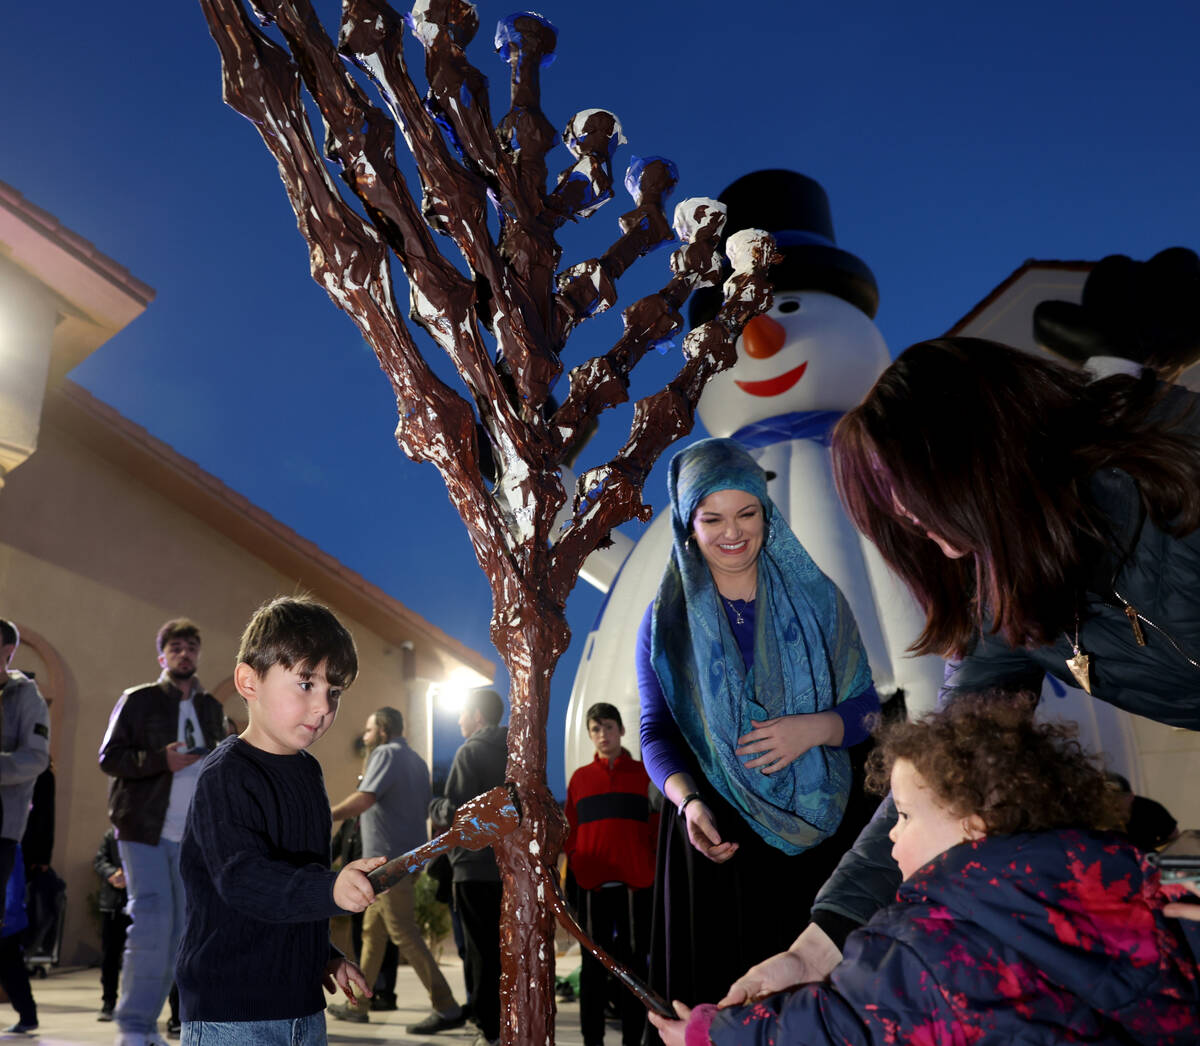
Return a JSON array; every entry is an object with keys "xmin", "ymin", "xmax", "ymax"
[{"xmin": 4, "ymin": 2, "xmax": 1198, "ymax": 793}]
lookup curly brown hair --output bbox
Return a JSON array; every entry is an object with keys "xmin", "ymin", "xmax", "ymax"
[{"xmin": 865, "ymin": 692, "xmax": 1127, "ymax": 836}]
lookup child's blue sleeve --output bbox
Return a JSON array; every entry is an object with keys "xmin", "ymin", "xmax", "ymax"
[{"xmin": 707, "ymin": 930, "xmax": 941, "ymax": 1046}]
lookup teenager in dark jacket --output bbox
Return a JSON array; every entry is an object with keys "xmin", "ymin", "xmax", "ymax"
[{"xmin": 650, "ymin": 696, "xmax": 1200, "ymax": 1046}]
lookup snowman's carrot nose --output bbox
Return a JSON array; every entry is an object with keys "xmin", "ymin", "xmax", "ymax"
[{"xmin": 741, "ymin": 314, "xmax": 787, "ymax": 359}]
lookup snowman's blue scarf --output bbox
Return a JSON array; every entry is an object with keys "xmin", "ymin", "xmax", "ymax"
[{"xmin": 650, "ymin": 438, "xmax": 873, "ymax": 855}]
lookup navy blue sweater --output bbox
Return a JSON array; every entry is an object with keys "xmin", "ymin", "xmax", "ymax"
[{"xmin": 176, "ymin": 736, "xmax": 346, "ymax": 1022}]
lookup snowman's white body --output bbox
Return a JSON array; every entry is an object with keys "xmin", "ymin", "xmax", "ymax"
[{"xmin": 564, "ymin": 290, "xmax": 947, "ymax": 777}]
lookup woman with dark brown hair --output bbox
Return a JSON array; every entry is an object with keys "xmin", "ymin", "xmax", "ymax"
[
  {"xmin": 717, "ymin": 335, "xmax": 1200, "ymax": 1004},
  {"xmin": 831, "ymin": 336, "xmax": 1200, "ymax": 724}
]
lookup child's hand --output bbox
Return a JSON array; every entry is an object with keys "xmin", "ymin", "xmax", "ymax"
[
  {"xmin": 333, "ymin": 856, "xmax": 387, "ymax": 912},
  {"xmin": 323, "ymin": 956, "xmax": 371, "ymax": 1005},
  {"xmin": 647, "ymin": 1000, "xmax": 692, "ymax": 1046}
]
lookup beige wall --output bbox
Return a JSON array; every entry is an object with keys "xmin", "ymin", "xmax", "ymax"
[{"xmin": 0, "ymin": 419, "xmax": 452, "ymax": 965}]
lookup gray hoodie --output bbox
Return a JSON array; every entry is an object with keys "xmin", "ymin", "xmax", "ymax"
[{"xmin": 1, "ymin": 671, "xmax": 50, "ymax": 841}]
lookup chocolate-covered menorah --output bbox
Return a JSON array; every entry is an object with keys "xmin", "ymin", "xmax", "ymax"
[{"xmin": 200, "ymin": 1, "xmax": 776, "ymax": 1038}]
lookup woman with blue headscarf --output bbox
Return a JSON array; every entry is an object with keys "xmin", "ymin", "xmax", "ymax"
[{"xmin": 637, "ymin": 438, "xmax": 882, "ymax": 1009}]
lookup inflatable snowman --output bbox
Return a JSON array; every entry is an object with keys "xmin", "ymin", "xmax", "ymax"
[{"xmin": 564, "ymin": 170, "xmax": 946, "ymax": 777}]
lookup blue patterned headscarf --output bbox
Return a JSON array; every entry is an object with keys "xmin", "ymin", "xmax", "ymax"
[{"xmin": 650, "ymin": 438, "xmax": 872, "ymax": 854}]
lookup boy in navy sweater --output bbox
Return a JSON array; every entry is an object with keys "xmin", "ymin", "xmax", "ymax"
[
  {"xmin": 564, "ymin": 703, "xmax": 659, "ymax": 1046},
  {"xmin": 176, "ymin": 598, "xmax": 385, "ymax": 1046}
]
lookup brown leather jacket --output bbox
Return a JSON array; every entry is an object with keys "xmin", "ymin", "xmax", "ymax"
[{"xmin": 98, "ymin": 679, "xmax": 226, "ymax": 846}]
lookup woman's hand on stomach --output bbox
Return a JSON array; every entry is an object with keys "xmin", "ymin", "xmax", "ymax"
[{"xmin": 736, "ymin": 711, "xmax": 843, "ymax": 775}]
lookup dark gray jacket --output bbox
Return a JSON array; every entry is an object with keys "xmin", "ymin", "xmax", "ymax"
[
  {"xmin": 93, "ymin": 827, "xmax": 127, "ymax": 914},
  {"xmin": 429, "ymin": 725, "xmax": 508, "ymax": 883},
  {"xmin": 813, "ymin": 382, "xmax": 1200, "ymax": 944}
]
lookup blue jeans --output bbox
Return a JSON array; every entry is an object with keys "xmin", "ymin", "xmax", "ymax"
[
  {"xmin": 181, "ymin": 1012, "xmax": 326, "ymax": 1046},
  {"xmin": 116, "ymin": 838, "xmax": 185, "ymax": 1034}
]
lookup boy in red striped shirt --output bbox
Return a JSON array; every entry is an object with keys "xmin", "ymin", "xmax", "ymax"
[{"xmin": 565, "ymin": 703, "xmax": 659, "ymax": 1046}]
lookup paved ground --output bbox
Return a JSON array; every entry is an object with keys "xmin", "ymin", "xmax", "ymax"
[{"xmin": 1, "ymin": 954, "xmax": 599, "ymax": 1046}]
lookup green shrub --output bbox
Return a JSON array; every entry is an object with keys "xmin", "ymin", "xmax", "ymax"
[{"xmin": 413, "ymin": 871, "xmax": 451, "ymax": 958}]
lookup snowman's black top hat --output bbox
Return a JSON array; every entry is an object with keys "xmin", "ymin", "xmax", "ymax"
[
  {"xmin": 689, "ymin": 169, "xmax": 879, "ymax": 328},
  {"xmin": 1033, "ymin": 247, "xmax": 1200, "ymax": 375}
]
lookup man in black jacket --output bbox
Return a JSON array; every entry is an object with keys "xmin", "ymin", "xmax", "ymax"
[
  {"xmin": 430, "ymin": 689, "xmax": 507, "ymax": 1046},
  {"xmin": 98, "ymin": 619, "xmax": 225, "ymax": 1046}
]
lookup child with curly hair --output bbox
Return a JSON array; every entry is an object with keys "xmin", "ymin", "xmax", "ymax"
[{"xmin": 649, "ymin": 694, "xmax": 1200, "ymax": 1045}]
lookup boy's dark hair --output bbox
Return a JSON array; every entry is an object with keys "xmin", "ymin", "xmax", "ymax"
[
  {"xmin": 586, "ymin": 702, "xmax": 623, "ymax": 729},
  {"xmin": 464, "ymin": 687, "xmax": 504, "ymax": 726},
  {"xmin": 373, "ymin": 706, "xmax": 404, "ymax": 740},
  {"xmin": 0, "ymin": 620, "xmax": 18, "ymax": 648},
  {"xmin": 865, "ymin": 691, "xmax": 1126, "ymax": 837},
  {"xmin": 157, "ymin": 618, "xmax": 201, "ymax": 654},
  {"xmin": 237, "ymin": 597, "xmax": 358, "ymax": 689}
]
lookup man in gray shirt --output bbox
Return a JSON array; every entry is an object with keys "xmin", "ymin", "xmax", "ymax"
[{"xmin": 328, "ymin": 707, "xmax": 464, "ymax": 1034}]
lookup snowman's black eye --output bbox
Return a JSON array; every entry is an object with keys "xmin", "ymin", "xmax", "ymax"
[{"xmin": 778, "ymin": 300, "xmax": 801, "ymax": 314}]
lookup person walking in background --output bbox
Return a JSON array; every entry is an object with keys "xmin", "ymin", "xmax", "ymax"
[
  {"xmin": 94, "ymin": 828, "xmax": 130, "ymax": 1022},
  {"xmin": 430, "ymin": 689, "xmax": 508, "ymax": 1046},
  {"xmin": 0, "ymin": 845, "xmax": 38, "ymax": 1034},
  {"xmin": 564, "ymin": 702, "xmax": 658, "ymax": 1046},
  {"xmin": 0, "ymin": 620, "xmax": 51, "ymax": 913},
  {"xmin": 98, "ymin": 618, "xmax": 225, "ymax": 1046},
  {"xmin": 328, "ymin": 707, "xmax": 464, "ymax": 1033},
  {"xmin": 21, "ymin": 758, "xmax": 64, "ymax": 977}
]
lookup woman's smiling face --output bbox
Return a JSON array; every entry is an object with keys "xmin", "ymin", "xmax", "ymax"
[{"xmin": 691, "ymin": 488, "xmax": 764, "ymax": 584}]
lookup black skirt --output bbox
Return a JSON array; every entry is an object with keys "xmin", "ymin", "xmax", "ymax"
[{"xmin": 645, "ymin": 741, "xmax": 879, "ymax": 1010}]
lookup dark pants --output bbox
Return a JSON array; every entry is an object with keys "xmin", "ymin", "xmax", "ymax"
[
  {"xmin": 580, "ymin": 885, "xmax": 652, "ymax": 1046},
  {"xmin": 0, "ymin": 841, "xmax": 15, "ymax": 934},
  {"xmin": 455, "ymin": 881, "xmax": 502, "ymax": 1042},
  {"xmin": 0, "ymin": 934, "xmax": 36, "ymax": 1025},
  {"xmin": 100, "ymin": 910, "xmax": 131, "ymax": 1007}
]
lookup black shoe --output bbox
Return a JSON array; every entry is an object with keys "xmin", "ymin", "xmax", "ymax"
[
  {"xmin": 99, "ymin": 1004, "xmax": 116, "ymax": 1022},
  {"xmin": 406, "ymin": 1008, "xmax": 467, "ymax": 1034},
  {"xmin": 5, "ymin": 1021, "xmax": 37, "ymax": 1034},
  {"xmin": 370, "ymin": 992, "xmax": 397, "ymax": 1012},
  {"xmin": 166, "ymin": 1017, "xmax": 181, "ymax": 1038}
]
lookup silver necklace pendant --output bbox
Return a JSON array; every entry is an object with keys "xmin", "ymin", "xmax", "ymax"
[{"xmin": 724, "ymin": 597, "xmax": 745, "ymax": 626}]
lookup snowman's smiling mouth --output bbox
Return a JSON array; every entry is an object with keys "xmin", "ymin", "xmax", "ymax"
[{"xmin": 733, "ymin": 362, "xmax": 808, "ymax": 397}]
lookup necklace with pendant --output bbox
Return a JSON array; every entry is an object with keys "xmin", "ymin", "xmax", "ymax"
[
  {"xmin": 722, "ymin": 592, "xmax": 754, "ymax": 626},
  {"xmin": 1066, "ymin": 611, "xmax": 1092, "ymax": 694}
]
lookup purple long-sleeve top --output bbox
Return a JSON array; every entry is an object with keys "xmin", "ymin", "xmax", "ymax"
[{"xmin": 636, "ymin": 601, "xmax": 880, "ymax": 791}]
